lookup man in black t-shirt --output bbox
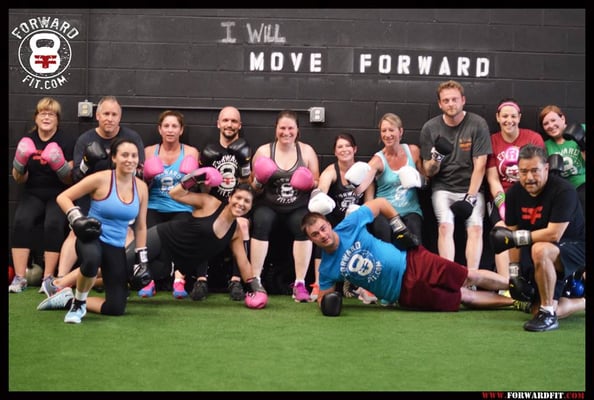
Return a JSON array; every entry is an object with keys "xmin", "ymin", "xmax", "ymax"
[{"xmin": 490, "ymin": 144, "xmax": 585, "ymax": 332}]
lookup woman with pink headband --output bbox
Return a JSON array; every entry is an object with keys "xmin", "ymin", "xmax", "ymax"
[{"xmin": 485, "ymin": 98, "xmax": 545, "ymax": 282}]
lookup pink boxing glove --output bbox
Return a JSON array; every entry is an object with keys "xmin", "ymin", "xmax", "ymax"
[
  {"xmin": 245, "ymin": 291, "xmax": 268, "ymax": 309},
  {"xmin": 290, "ymin": 166, "xmax": 314, "ymax": 191},
  {"xmin": 179, "ymin": 155, "xmax": 199, "ymax": 174},
  {"xmin": 180, "ymin": 167, "xmax": 223, "ymax": 191},
  {"xmin": 13, "ymin": 137, "xmax": 37, "ymax": 175},
  {"xmin": 143, "ymin": 156, "xmax": 164, "ymax": 181},
  {"xmin": 41, "ymin": 142, "xmax": 72, "ymax": 180},
  {"xmin": 253, "ymin": 156, "xmax": 278, "ymax": 187}
]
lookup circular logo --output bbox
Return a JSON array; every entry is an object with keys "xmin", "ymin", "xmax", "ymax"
[{"xmin": 18, "ymin": 29, "xmax": 72, "ymax": 79}]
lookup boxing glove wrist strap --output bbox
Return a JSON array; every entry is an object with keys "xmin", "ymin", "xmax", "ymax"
[{"xmin": 66, "ymin": 206, "xmax": 84, "ymax": 225}]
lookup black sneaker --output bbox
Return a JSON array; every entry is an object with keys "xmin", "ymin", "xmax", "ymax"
[
  {"xmin": 523, "ymin": 309, "xmax": 559, "ymax": 332},
  {"xmin": 190, "ymin": 280, "xmax": 208, "ymax": 301},
  {"xmin": 228, "ymin": 280, "xmax": 245, "ymax": 301}
]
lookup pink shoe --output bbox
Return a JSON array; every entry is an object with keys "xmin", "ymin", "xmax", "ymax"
[
  {"xmin": 173, "ymin": 279, "xmax": 188, "ymax": 299},
  {"xmin": 138, "ymin": 280, "xmax": 155, "ymax": 298},
  {"xmin": 292, "ymin": 281, "xmax": 310, "ymax": 303}
]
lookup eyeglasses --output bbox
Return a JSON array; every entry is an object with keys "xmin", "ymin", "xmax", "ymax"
[
  {"xmin": 38, "ymin": 111, "xmax": 57, "ymax": 118},
  {"xmin": 518, "ymin": 168, "xmax": 542, "ymax": 176}
]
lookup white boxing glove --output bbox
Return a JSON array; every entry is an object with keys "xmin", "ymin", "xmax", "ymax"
[
  {"xmin": 345, "ymin": 162, "xmax": 371, "ymax": 189},
  {"xmin": 308, "ymin": 189, "xmax": 336, "ymax": 215},
  {"xmin": 345, "ymin": 204, "xmax": 361, "ymax": 216},
  {"xmin": 398, "ymin": 165, "xmax": 422, "ymax": 189}
]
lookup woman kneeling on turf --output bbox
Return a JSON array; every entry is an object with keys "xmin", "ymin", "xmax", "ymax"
[{"xmin": 126, "ymin": 174, "xmax": 267, "ymax": 309}]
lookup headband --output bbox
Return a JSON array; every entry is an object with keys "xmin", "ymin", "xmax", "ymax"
[{"xmin": 497, "ymin": 101, "xmax": 521, "ymax": 113}]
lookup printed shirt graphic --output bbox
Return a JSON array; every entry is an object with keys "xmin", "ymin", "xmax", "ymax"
[
  {"xmin": 318, "ymin": 205, "xmax": 407, "ymax": 303},
  {"xmin": 148, "ymin": 144, "xmax": 192, "ymax": 213},
  {"xmin": 545, "ymin": 139, "xmax": 586, "ymax": 189},
  {"xmin": 505, "ymin": 175, "xmax": 584, "ymax": 242},
  {"xmin": 487, "ymin": 129, "xmax": 545, "ymax": 192},
  {"xmin": 326, "ymin": 162, "xmax": 364, "ymax": 226},
  {"xmin": 260, "ymin": 141, "xmax": 309, "ymax": 211}
]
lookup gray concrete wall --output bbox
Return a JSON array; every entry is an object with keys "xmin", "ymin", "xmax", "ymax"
[{"xmin": 8, "ymin": 8, "xmax": 585, "ymax": 271}]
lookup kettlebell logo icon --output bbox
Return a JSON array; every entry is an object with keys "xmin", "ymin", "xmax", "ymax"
[{"xmin": 29, "ymin": 32, "xmax": 61, "ymax": 74}]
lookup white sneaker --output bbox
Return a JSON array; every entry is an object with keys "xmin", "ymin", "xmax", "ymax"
[
  {"xmin": 356, "ymin": 288, "xmax": 378, "ymax": 304},
  {"xmin": 64, "ymin": 301, "xmax": 87, "ymax": 324},
  {"xmin": 37, "ymin": 287, "xmax": 74, "ymax": 311},
  {"xmin": 8, "ymin": 276, "xmax": 28, "ymax": 293}
]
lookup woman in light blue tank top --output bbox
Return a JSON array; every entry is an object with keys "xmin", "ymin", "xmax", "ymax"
[
  {"xmin": 55, "ymin": 138, "xmax": 149, "ymax": 323},
  {"xmin": 354, "ymin": 113, "xmax": 426, "ymax": 244}
]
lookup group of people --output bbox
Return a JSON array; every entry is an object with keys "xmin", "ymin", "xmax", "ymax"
[{"xmin": 9, "ymin": 79, "xmax": 586, "ymax": 332}]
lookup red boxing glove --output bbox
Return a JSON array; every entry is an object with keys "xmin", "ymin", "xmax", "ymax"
[
  {"xmin": 253, "ymin": 156, "xmax": 278, "ymax": 187},
  {"xmin": 290, "ymin": 166, "xmax": 314, "ymax": 191},
  {"xmin": 179, "ymin": 155, "xmax": 199, "ymax": 175},
  {"xmin": 13, "ymin": 137, "xmax": 37, "ymax": 174},
  {"xmin": 41, "ymin": 142, "xmax": 71, "ymax": 180},
  {"xmin": 142, "ymin": 156, "xmax": 164, "ymax": 181}
]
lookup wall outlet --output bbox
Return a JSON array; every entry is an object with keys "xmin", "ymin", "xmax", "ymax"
[
  {"xmin": 78, "ymin": 101, "xmax": 94, "ymax": 118},
  {"xmin": 309, "ymin": 107, "xmax": 325, "ymax": 123}
]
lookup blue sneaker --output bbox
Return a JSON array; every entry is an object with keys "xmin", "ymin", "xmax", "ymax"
[
  {"xmin": 64, "ymin": 301, "xmax": 87, "ymax": 324},
  {"xmin": 37, "ymin": 287, "xmax": 74, "ymax": 311},
  {"xmin": 138, "ymin": 280, "xmax": 156, "ymax": 298}
]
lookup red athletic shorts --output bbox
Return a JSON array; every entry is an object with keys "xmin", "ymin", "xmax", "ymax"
[{"xmin": 398, "ymin": 246, "xmax": 468, "ymax": 311}]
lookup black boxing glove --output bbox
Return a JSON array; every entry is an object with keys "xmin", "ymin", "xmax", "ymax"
[
  {"xmin": 129, "ymin": 247, "xmax": 152, "ymax": 290},
  {"xmin": 450, "ymin": 194, "xmax": 477, "ymax": 220},
  {"xmin": 321, "ymin": 291, "xmax": 342, "ymax": 317},
  {"xmin": 563, "ymin": 123, "xmax": 585, "ymax": 152},
  {"xmin": 547, "ymin": 154, "xmax": 564, "ymax": 176},
  {"xmin": 66, "ymin": 206, "xmax": 102, "ymax": 243},
  {"xmin": 228, "ymin": 138, "xmax": 253, "ymax": 179},
  {"xmin": 509, "ymin": 275, "xmax": 536, "ymax": 303},
  {"xmin": 389, "ymin": 215, "xmax": 420, "ymax": 250},
  {"xmin": 79, "ymin": 141, "xmax": 108, "ymax": 175},
  {"xmin": 489, "ymin": 226, "xmax": 532, "ymax": 254},
  {"xmin": 431, "ymin": 135, "xmax": 453, "ymax": 162},
  {"xmin": 199, "ymin": 144, "xmax": 223, "ymax": 167}
]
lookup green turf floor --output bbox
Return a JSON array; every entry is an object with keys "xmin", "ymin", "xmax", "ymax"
[{"xmin": 8, "ymin": 288, "xmax": 587, "ymax": 392}]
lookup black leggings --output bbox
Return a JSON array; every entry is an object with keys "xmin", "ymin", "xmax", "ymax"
[
  {"xmin": 12, "ymin": 191, "xmax": 67, "ymax": 252},
  {"xmin": 76, "ymin": 239, "xmax": 128, "ymax": 316},
  {"xmin": 251, "ymin": 205, "xmax": 309, "ymax": 241}
]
